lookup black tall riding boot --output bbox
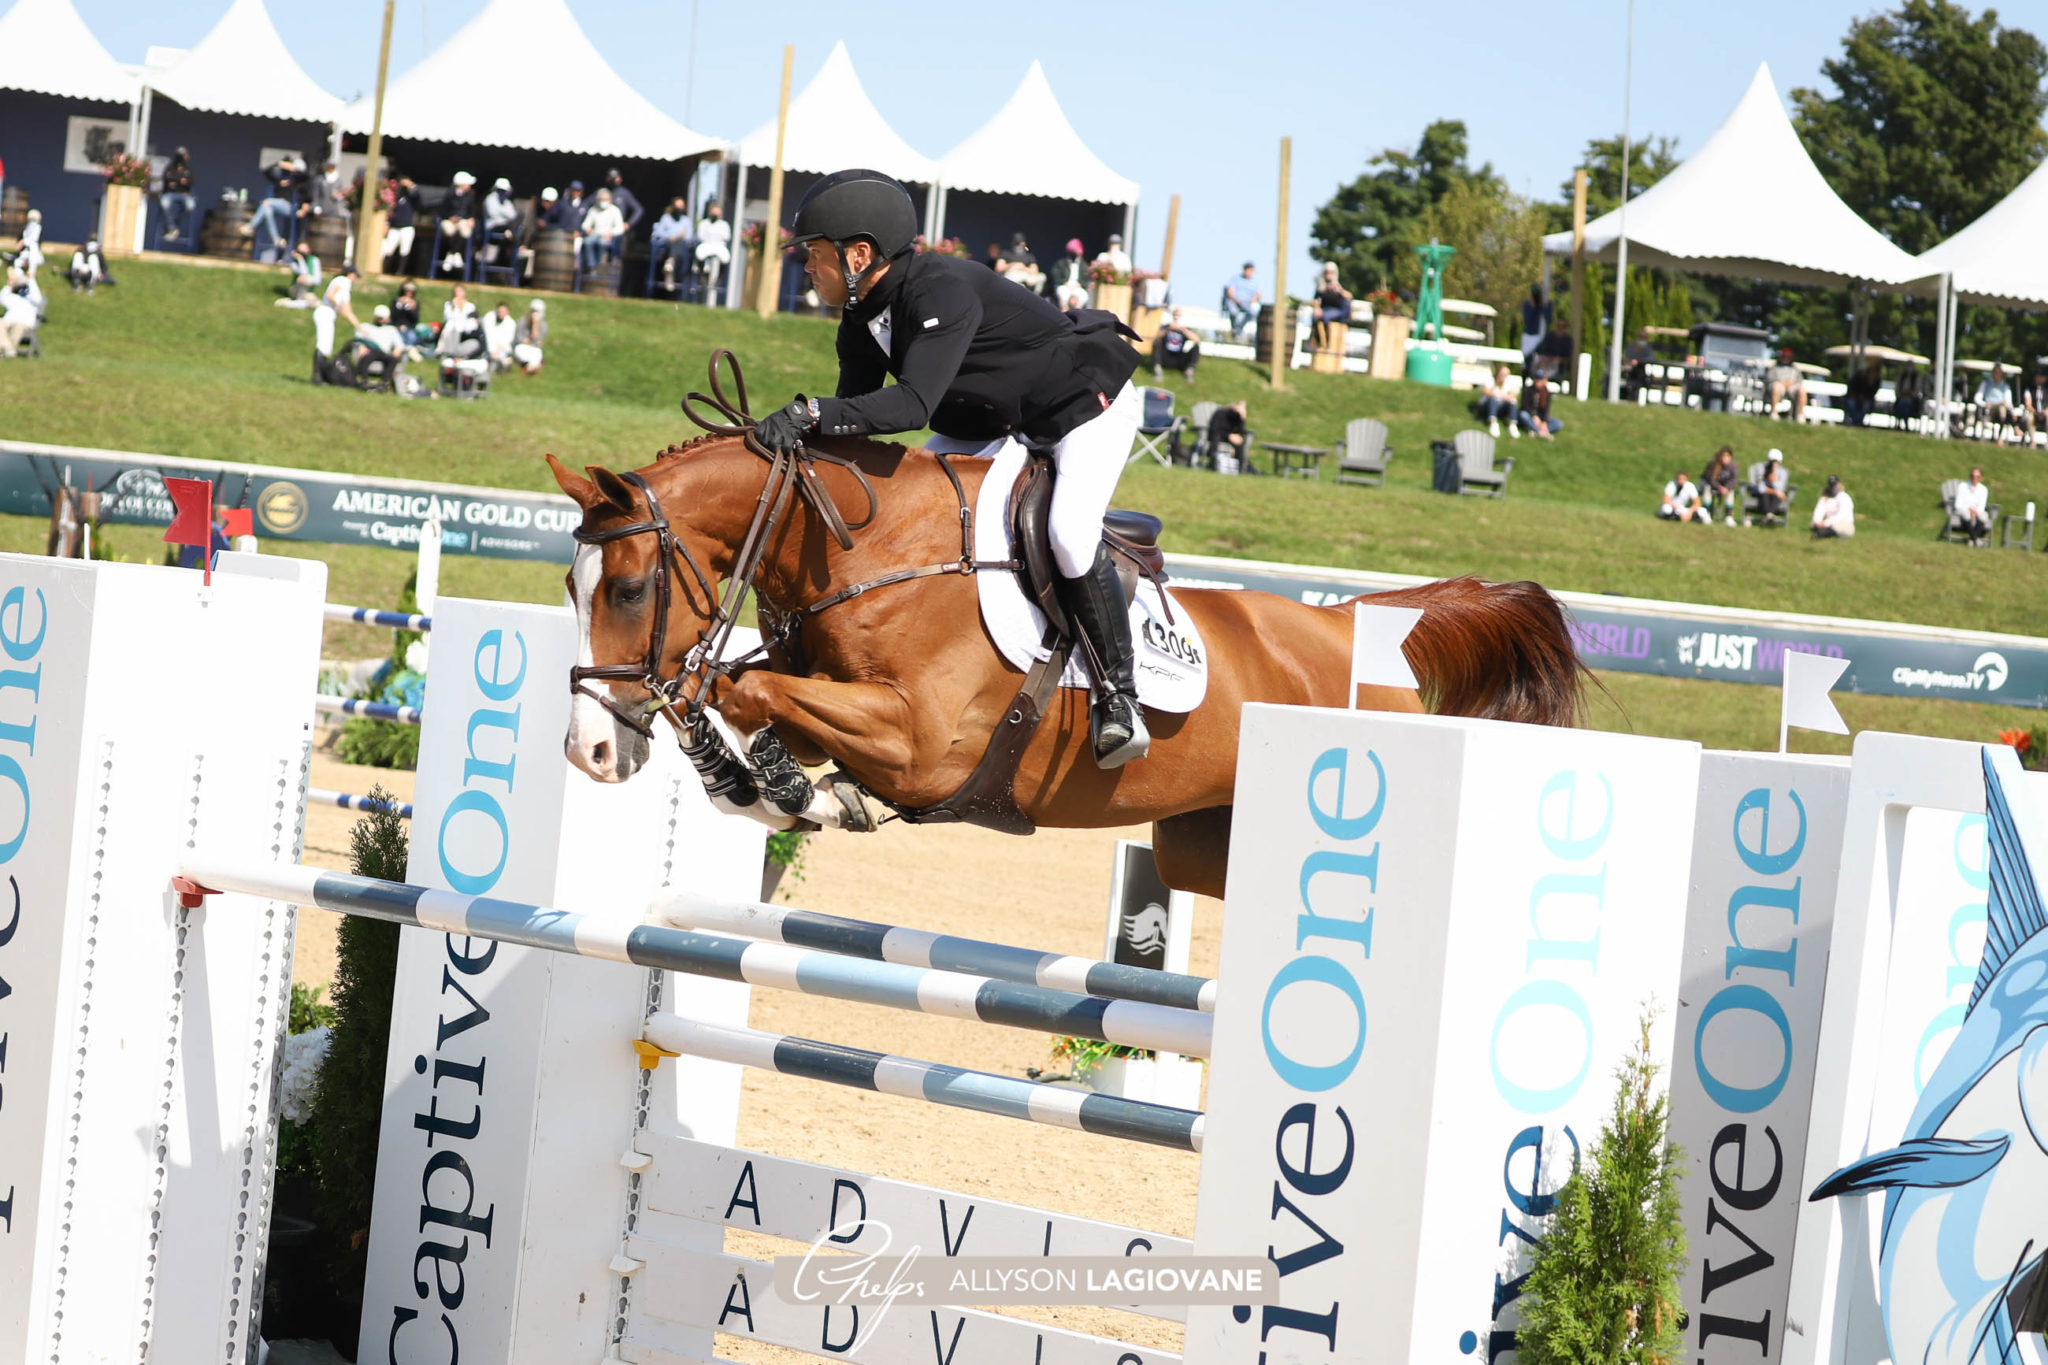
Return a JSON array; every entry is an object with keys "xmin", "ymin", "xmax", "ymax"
[{"xmin": 1055, "ymin": 545, "xmax": 1151, "ymax": 768}]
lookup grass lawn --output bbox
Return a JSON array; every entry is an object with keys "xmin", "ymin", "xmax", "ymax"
[{"xmin": 2, "ymin": 255, "xmax": 2041, "ymax": 745}]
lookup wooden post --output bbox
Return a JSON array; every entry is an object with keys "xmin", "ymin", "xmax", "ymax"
[
  {"xmin": 355, "ymin": 1, "xmax": 395, "ymax": 274},
  {"xmin": 1270, "ymin": 138, "xmax": 1290, "ymax": 390},
  {"xmin": 1159, "ymin": 193, "xmax": 1181, "ymax": 281},
  {"xmin": 1570, "ymin": 167, "xmax": 1587, "ymax": 378},
  {"xmin": 755, "ymin": 44, "xmax": 794, "ymax": 319}
]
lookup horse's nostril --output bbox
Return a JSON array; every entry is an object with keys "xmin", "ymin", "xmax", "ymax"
[{"xmin": 591, "ymin": 740, "xmax": 612, "ymax": 770}]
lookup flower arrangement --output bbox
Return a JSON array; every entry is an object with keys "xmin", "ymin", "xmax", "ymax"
[
  {"xmin": 1087, "ymin": 260, "xmax": 1131, "ymax": 286},
  {"xmin": 912, "ymin": 234, "xmax": 969, "ymax": 258},
  {"xmin": 1363, "ymin": 286, "xmax": 1405, "ymax": 317},
  {"xmin": 741, "ymin": 221, "xmax": 796, "ymax": 251},
  {"xmin": 100, "ymin": 153, "xmax": 152, "ymax": 190},
  {"xmin": 1999, "ymin": 726, "xmax": 2046, "ymax": 771},
  {"xmin": 346, "ymin": 175, "xmax": 398, "ymax": 215}
]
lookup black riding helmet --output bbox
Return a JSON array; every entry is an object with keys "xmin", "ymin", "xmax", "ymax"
[{"xmin": 788, "ymin": 169, "xmax": 919, "ymax": 302}]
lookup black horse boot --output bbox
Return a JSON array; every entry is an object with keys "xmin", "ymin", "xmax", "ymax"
[{"xmin": 1055, "ymin": 545, "xmax": 1151, "ymax": 768}]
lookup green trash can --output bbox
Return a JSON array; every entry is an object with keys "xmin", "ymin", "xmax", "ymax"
[{"xmin": 1405, "ymin": 345, "xmax": 1454, "ymax": 387}]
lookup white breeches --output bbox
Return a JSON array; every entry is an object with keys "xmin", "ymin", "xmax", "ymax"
[
  {"xmin": 383, "ymin": 225, "xmax": 415, "ymax": 262},
  {"xmin": 925, "ymin": 380, "xmax": 1139, "ymax": 578},
  {"xmin": 313, "ymin": 304, "xmax": 336, "ymax": 357}
]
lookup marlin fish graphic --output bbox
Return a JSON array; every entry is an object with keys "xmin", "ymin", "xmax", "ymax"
[{"xmin": 1811, "ymin": 745, "xmax": 2048, "ymax": 1365}]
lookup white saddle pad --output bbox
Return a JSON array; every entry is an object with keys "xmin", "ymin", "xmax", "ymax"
[{"xmin": 971, "ymin": 439, "xmax": 1208, "ymax": 714}]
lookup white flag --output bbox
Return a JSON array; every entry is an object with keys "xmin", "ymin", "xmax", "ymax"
[
  {"xmin": 1350, "ymin": 603, "xmax": 1422, "ymax": 705},
  {"xmin": 1779, "ymin": 650, "xmax": 1851, "ymax": 751}
]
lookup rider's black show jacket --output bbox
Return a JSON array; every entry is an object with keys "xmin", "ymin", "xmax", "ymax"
[{"xmin": 817, "ymin": 251, "xmax": 1140, "ymax": 445}]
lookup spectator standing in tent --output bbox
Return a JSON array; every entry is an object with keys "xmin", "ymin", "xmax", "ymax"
[
  {"xmin": 1519, "ymin": 284, "xmax": 1550, "ymax": 367},
  {"xmin": 1094, "ymin": 233, "xmax": 1131, "ymax": 275},
  {"xmin": 651, "ymin": 197, "xmax": 693, "ymax": 292},
  {"xmin": 1810, "ymin": 475, "xmax": 1855, "ymax": 539},
  {"xmin": 1050, "ymin": 239, "xmax": 1090, "ymax": 310},
  {"xmin": 439, "ymin": 171, "xmax": 479, "ymax": 274},
  {"xmin": 580, "ymin": 188, "xmax": 627, "ymax": 271},
  {"xmin": 383, "ymin": 175, "xmax": 420, "ymax": 274},
  {"xmin": 513, "ymin": 299, "xmax": 547, "ymax": 374},
  {"xmin": 694, "ymin": 199, "xmax": 732, "ymax": 302},
  {"xmin": 307, "ymin": 160, "xmax": 346, "ymax": 229},
  {"xmin": 1894, "ymin": 364, "xmax": 1925, "ymax": 422},
  {"xmin": 600, "ymin": 169, "xmax": 644, "ymax": 235},
  {"xmin": 1220, "ymin": 261, "xmax": 1260, "ymax": 341},
  {"xmin": 159, "ymin": 147, "xmax": 195, "ymax": 242}
]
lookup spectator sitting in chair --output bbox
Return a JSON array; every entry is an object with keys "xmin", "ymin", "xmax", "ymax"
[
  {"xmin": 1658, "ymin": 469, "xmax": 1708, "ymax": 523},
  {"xmin": 482, "ymin": 302, "xmax": 518, "ymax": 371},
  {"xmin": 278, "ymin": 240, "xmax": 321, "ymax": 306},
  {"xmin": 247, "ymin": 155, "xmax": 306, "ymax": 258},
  {"xmin": 0, "ymin": 273, "xmax": 37, "ymax": 357},
  {"xmin": 440, "ymin": 171, "xmax": 479, "ymax": 273},
  {"xmin": 1750, "ymin": 453, "xmax": 1789, "ymax": 525},
  {"xmin": 159, "ymin": 147, "xmax": 195, "ymax": 242},
  {"xmin": 1000, "ymin": 233, "xmax": 1044, "ymax": 293},
  {"xmin": 1312, "ymin": 263, "xmax": 1352, "ymax": 348},
  {"xmin": 651, "ymin": 197, "xmax": 692, "ymax": 291},
  {"xmin": 1975, "ymin": 363, "xmax": 2032, "ymax": 446},
  {"xmin": 1207, "ymin": 400, "xmax": 1250, "ymax": 472},
  {"xmin": 1701, "ymin": 445, "xmax": 1740, "ymax": 526},
  {"xmin": 383, "ymin": 176, "xmax": 420, "ymax": 273},
  {"xmin": 1093, "ymin": 233, "xmax": 1132, "ymax": 276},
  {"xmin": 1766, "ymin": 348, "xmax": 1808, "ymax": 421},
  {"xmin": 1151, "ymin": 306, "xmax": 1201, "ymax": 383},
  {"xmin": 1954, "ymin": 467, "xmax": 1993, "ymax": 545},
  {"xmin": 1475, "ymin": 363, "xmax": 1517, "ymax": 437},
  {"xmin": 482, "ymin": 178, "xmax": 521, "ymax": 269},
  {"xmin": 67, "ymin": 237, "xmax": 110, "ymax": 293},
  {"xmin": 513, "ymin": 299, "xmax": 547, "ymax": 374},
  {"xmin": 1621, "ymin": 328, "xmax": 1654, "ymax": 399},
  {"xmin": 547, "ymin": 181, "xmax": 585, "ymax": 232},
  {"xmin": 694, "ymin": 199, "xmax": 732, "ymax": 297},
  {"xmin": 1221, "ymin": 261, "xmax": 1260, "ymax": 341},
  {"xmin": 1810, "ymin": 475, "xmax": 1855, "ymax": 539},
  {"xmin": 1051, "ymin": 239, "xmax": 1090, "ymax": 310},
  {"xmin": 580, "ymin": 188, "xmax": 627, "ymax": 271}
]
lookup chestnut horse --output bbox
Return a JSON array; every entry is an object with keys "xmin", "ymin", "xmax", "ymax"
[{"xmin": 548, "ymin": 436, "xmax": 1585, "ymax": 900}]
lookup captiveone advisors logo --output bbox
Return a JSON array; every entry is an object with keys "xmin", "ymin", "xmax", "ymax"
[{"xmin": 1891, "ymin": 651, "xmax": 2008, "ymax": 694}]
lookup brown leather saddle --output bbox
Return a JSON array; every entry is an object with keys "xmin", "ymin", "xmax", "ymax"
[{"xmin": 887, "ymin": 454, "xmax": 1168, "ymax": 836}]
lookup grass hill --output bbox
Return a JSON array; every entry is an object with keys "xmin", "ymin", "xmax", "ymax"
[{"xmin": 0, "ymin": 255, "xmax": 2041, "ymax": 752}]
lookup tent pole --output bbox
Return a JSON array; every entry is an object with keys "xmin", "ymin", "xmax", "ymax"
[
  {"xmin": 755, "ymin": 45, "xmax": 794, "ymax": 320},
  {"xmin": 1570, "ymin": 169, "xmax": 1586, "ymax": 403},
  {"xmin": 1270, "ymin": 135, "xmax": 1290, "ymax": 391},
  {"xmin": 1122, "ymin": 200, "xmax": 1136, "ymax": 261},
  {"xmin": 355, "ymin": 0, "xmax": 395, "ymax": 277},
  {"xmin": 1930, "ymin": 273, "xmax": 1947, "ymax": 439},
  {"xmin": 1946, "ymin": 282, "xmax": 1960, "ymax": 439},
  {"xmin": 1605, "ymin": 0, "xmax": 1635, "ymax": 403},
  {"xmin": 1160, "ymin": 193, "xmax": 1180, "ymax": 283},
  {"xmin": 727, "ymin": 159, "xmax": 747, "ymax": 309},
  {"xmin": 922, "ymin": 181, "xmax": 938, "ymax": 241}
]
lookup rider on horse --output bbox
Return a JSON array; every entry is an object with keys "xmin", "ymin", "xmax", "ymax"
[{"xmin": 753, "ymin": 169, "xmax": 1151, "ymax": 769}]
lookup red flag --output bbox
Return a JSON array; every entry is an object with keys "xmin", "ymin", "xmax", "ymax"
[
  {"xmin": 163, "ymin": 477, "xmax": 214, "ymax": 546},
  {"xmin": 221, "ymin": 507, "xmax": 254, "ymax": 539}
]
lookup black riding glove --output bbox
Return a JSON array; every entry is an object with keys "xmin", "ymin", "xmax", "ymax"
[{"xmin": 756, "ymin": 397, "xmax": 816, "ymax": 454}]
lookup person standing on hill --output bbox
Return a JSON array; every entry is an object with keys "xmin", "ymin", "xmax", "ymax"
[
  {"xmin": 750, "ymin": 169, "xmax": 1151, "ymax": 768},
  {"xmin": 312, "ymin": 264, "xmax": 359, "ymax": 365},
  {"xmin": 1519, "ymin": 284, "xmax": 1551, "ymax": 368}
]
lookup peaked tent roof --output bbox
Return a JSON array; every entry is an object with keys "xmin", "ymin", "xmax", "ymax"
[
  {"xmin": 1542, "ymin": 63, "xmax": 1930, "ymax": 289},
  {"xmin": 938, "ymin": 62, "xmax": 1136, "ymax": 205},
  {"xmin": 147, "ymin": 0, "xmax": 340, "ymax": 123},
  {"xmin": 338, "ymin": 0, "xmax": 720, "ymax": 161},
  {"xmin": 0, "ymin": 0, "xmax": 137, "ymax": 104},
  {"xmin": 736, "ymin": 42, "xmax": 934, "ymax": 183},
  {"xmin": 1914, "ymin": 158, "xmax": 2048, "ymax": 308}
]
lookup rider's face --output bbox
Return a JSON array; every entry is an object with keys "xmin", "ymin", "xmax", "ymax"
[{"xmin": 804, "ymin": 239, "xmax": 875, "ymax": 306}]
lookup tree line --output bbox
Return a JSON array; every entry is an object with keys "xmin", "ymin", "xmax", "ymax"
[{"xmin": 1308, "ymin": 0, "xmax": 2048, "ymax": 385}]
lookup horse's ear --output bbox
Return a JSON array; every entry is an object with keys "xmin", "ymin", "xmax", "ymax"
[
  {"xmin": 585, "ymin": 465, "xmax": 640, "ymax": 515},
  {"xmin": 546, "ymin": 453, "xmax": 597, "ymax": 506}
]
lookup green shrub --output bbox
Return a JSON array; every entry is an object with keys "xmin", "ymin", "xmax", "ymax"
[{"xmin": 1515, "ymin": 1012, "xmax": 1687, "ymax": 1365}]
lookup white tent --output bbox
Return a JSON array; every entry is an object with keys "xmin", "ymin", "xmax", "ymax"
[
  {"xmin": 937, "ymin": 61, "xmax": 1137, "ymax": 208},
  {"xmin": 735, "ymin": 42, "xmax": 933, "ymax": 185},
  {"xmin": 1542, "ymin": 63, "xmax": 1930, "ymax": 289},
  {"xmin": 1914, "ymin": 158, "xmax": 2048, "ymax": 308},
  {"xmin": 337, "ymin": 0, "xmax": 720, "ymax": 161},
  {"xmin": 145, "ymin": 0, "xmax": 338, "ymax": 123},
  {"xmin": 0, "ymin": 0, "xmax": 137, "ymax": 104}
]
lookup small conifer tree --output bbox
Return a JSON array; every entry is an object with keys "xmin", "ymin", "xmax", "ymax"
[
  {"xmin": 1515, "ymin": 1011, "xmax": 1687, "ymax": 1365},
  {"xmin": 308, "ymin": 785, "xmax": 408, "ymax": 1285}
]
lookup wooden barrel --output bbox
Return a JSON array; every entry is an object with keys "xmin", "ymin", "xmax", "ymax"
[
  {"xmin": 200, "ymin": 200, "xmax": 252, "ymax": 259},
  {"xmin": 302, "ymin": 214, "xmax": 349, "ymax": 273},
  {"xmin": 0, "ymin": 186, "xmax": 28, "ymax": 244},
  {"xmin": 532, "ymin": 229, "xmax": 575, "ymax": 293}
]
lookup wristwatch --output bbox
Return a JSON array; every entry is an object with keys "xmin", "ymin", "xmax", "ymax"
[{"xmin": 805, "ymin": 395, "xmax": 822, "ymax": 427}]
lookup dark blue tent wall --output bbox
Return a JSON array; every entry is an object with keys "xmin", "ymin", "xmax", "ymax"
[
  {"xmin": 939, "ymin": 190, "xmax": 1124, "ymax": 270},
  {"xmin": 0, "ymin": 89, "xmax": 133, "ymax": 243},
  {"xmin": 145, "ymin": 99, "xmax": 332, "ymax": 204}
]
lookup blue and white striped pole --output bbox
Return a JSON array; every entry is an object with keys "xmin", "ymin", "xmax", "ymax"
[
  {"xmin": 176, "ymin": 862, "xmax": 1212, "ymax": 1058},
  {"xmin": 307, "ymin": 788, "xmax": 413, "ymax": 819},
  {"xmin": 324, "ymin": 604, "xmax": 433, "ymax": 632},
  {"xmin": 656, "ymin": 891, "xmax": 1218, "ymax": 1013},
  {"xmin": 313, "ymin": 696, "xmax": 423, "ymax": 725},
  {"xmin": 645, "ymin": 1012, "xmax": 1204, "ymax": 1152}
]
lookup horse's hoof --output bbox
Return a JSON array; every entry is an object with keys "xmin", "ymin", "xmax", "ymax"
[{"xmin": 828, "ymin": 777, "xmax": 884, "ymax": 833}]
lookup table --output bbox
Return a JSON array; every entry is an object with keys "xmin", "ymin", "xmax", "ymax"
[{"xmin": 1260, "ymin": 441, "xmax": 1329, "ymax": 480}]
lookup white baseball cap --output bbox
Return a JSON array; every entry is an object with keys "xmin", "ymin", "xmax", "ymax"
[
  {"xmin": 493, "ymin": 177, "xmax": 511, "ymax": 191},
  {"xmin": 453, "ymin": 170, "xmax": 476, "ymax": 186},
  {"xmin": 540, "ymin": 187, "xmax": 558, "ymax": 201},
  {"xmin": 1768, "ymin": 448, "xmax": 1784, "ymax": 462},
  {"xmin": 373, "ymin": 304, "xmax": 391, "ymax": 321},
  {"xmin": 528, "ymin": 299, "xmax": 546, "ymax": 313}
]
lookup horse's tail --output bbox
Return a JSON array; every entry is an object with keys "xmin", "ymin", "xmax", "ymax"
[{"xmin": 1360, "ymin": 577, "xmax": 1591, "ymax": 727}]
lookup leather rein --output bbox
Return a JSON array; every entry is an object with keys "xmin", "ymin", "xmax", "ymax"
[{"xmin": 568, "ymin": 349, "xmax": 1016, "ymax": 743}]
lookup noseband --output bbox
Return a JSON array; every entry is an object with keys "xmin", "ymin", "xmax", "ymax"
[{"xmin": 567, "ymin": 351, "xmax": 878, "ymax": 740}]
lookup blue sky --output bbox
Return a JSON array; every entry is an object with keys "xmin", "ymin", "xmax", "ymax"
[{"xmin": 75, "ymin": 0, "xmax": 2019, "ymax": 301}]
